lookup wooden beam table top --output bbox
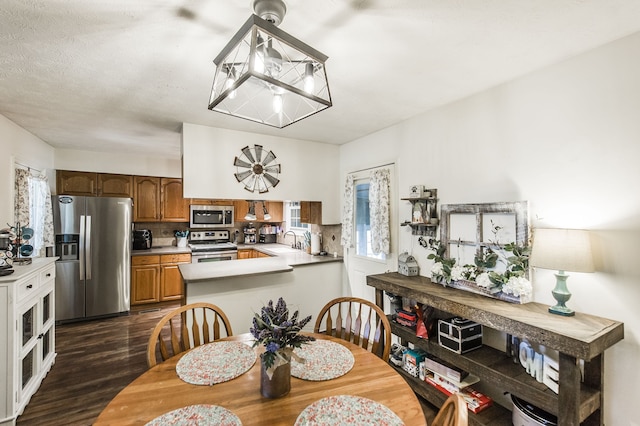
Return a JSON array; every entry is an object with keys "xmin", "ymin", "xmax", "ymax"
[{"xmin": 95, "ymin": 333, "xmax": 426, "ymax": 426}]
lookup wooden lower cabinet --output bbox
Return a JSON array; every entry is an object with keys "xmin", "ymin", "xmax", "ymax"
[
  {"xmin": 159, "ymin": 254, "xmax": 191, "ymax": 301},
  {"xmin": 237, "ymin": 249, "xmax": 253, "ymax": 259},
  {"xmin": 131, "ymin": 253, "xmax": 191, "ymax": 305},
  {"xmin": 131, "ymin": 255, "xmax": 161, "ymax": 305},
  {"xmin": 237, "ymin": 248, "xmax": 271, "ymax": 259}
]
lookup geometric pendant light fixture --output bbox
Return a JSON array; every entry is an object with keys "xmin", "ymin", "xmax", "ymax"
[{"xmin": 208, "ymin": 0, "xmax": 332, "ymax": 128}]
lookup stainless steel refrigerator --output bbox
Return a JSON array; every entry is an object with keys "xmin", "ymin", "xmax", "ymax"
[{"xmin": 52, "ymin": 195, "xmax": 132, "ymax": 322}]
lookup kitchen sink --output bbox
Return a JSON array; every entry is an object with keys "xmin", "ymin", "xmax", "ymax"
[{"xmin": 266, "ymin": 247, "xmax": 301, "ymax": 253}]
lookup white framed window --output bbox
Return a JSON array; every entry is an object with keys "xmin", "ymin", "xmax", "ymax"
[
  {"xmin": 354, "ymin": 178, "xmax": 386, "ymax": 261},
  {"xmin": 285, "ymin": 201, "xmax": 311, "ymax": 233}
]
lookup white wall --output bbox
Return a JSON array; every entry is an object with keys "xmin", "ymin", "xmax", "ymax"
[
  {"xmin": 54, "ymin": 148, "xmax": 182, "ymax": 179},
  {"xmin": 0, "ymin": 114, "xmax": 55, "ymax": 226},
  {"xmin": 340, "ymin": 31, "xmax": 640, "ymax": 425},
  {"xmin": 182, "ymin": 123, "xmax": 341, "ymax": 224}
]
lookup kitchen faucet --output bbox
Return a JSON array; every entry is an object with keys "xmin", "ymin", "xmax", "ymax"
[{"xmin": 283, "ymin": 231, "xmax": 297, "ymax": 249}]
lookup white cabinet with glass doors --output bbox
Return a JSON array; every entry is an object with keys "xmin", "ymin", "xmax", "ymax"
[{"xmin": 0, "ymin": 258, "xmax": 56, "ymax": 426}]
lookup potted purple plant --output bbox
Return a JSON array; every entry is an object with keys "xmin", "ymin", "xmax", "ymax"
[{"xmin": 250, "ymin": 297, "xmax": 315, "ymax": 398}]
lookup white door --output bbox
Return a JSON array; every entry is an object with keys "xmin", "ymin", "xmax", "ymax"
[{"xmin": 343, "ymin": 166, "xmax": 397, "ymax": 308}]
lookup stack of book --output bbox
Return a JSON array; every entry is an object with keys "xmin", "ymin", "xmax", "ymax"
[
  {"xmin": 393, "ymin": 309, "xmax": 417, "ymax": 329},
  {"xmin": 422, "ymin": 355, "xmax": 493, "ymax": 414}
]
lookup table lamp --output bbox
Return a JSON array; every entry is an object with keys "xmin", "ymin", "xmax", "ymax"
[{"xmin": 530, "ymin": 228, "xmax": 594, "ymax": 316}]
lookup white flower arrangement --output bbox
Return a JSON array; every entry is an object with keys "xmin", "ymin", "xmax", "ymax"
[
  {"xmin": 502, "ymin": 276, "xmax": 533, "ymax": 299},
  {"xmin": 426, "ymin": 235, "xmax": 532, "ymax": 303}
]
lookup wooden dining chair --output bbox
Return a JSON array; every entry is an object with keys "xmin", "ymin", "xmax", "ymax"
[
  {"xmin": 431, "ymin": 393, "xmax": 468, "ymax": 426},
  {"xmin": 314, "ymin": 296, "xmax": 392, "ymax": 362},
  {"xmin": 146, "ymin": 302, "xmax": 233, "ymax": 368}
]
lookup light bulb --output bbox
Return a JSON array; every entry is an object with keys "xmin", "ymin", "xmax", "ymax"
[
  {"xmin": 225, "ymin": 68, "xmax": 237, "ymax": 99},
  {"xmin": 273, "ymin": 94, "xmax": 283, "ymax": 113},
  {"xmin": 262, "ymin": 202, "xmax": 271, "ymax": 221},
  {"xmin": 245, "ymin": 201, "xmax": 257, "ymax": 220},
  {"xmin": 254, "ymin": 35, "xmax": 266, "ymax": 74},
  {"xmin": 303, "ymin": 63, "xmax": 314, "ymax": 94}
]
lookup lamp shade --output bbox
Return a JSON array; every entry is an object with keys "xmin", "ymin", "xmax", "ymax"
[
  {"xmin": 530, "ymin": 228, "xmax": 594, "ymax": 273},
  {"xmin": 209, "ymin": 14, "xmax": 332, "ymax": 128}
]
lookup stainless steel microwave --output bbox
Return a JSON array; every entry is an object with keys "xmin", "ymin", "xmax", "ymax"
[{"xmin": 189, "ymin": 205, "xmax": 235, "ymax": 228}]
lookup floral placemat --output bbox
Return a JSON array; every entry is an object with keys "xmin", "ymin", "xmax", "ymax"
[
  {"xmin": 176, "ymin": 341, "xmax": 256, "ymax": 386},
  {"xmin": 291, "ymin": 340, "xmax": 355, "ymax": 381},
  {"xmin": 145, "ymin": 404, "xmax": 242, "ymax": 425},
  {"xmin": 294, "ymin": 395, "xmax": 404, "ymax": 425}
]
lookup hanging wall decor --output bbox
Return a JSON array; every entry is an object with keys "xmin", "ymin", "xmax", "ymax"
[
  {"xmin": 427, "ymin": 201, "xmax": 531, "ymax": 304},
  {"xmin": 233, "ymin": 144, "xmax": 281, "ymax": 193}
]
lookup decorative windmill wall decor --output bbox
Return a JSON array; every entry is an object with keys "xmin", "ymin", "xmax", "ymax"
[{"xmin": 233, "ymin": 144, "xmax": 281, "ymax": 193}]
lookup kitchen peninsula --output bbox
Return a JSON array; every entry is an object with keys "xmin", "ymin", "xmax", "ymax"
[{"xmin": 179, "ymin": 244, "xmax": 345, "ymax": 333}]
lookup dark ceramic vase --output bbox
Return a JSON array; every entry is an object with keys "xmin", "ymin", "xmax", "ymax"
[{"xmin": 260, "ymin": 355, "xmax": 291, "ymax": 398}]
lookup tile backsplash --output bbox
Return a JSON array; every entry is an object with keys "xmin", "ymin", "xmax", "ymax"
[
  {"xmin": 133, "ymin": 221, "xmax": 343, "ymax": 255},
  {"xmin": 135, "ymin": 222, "xmax": 189, "ymax": 247}
]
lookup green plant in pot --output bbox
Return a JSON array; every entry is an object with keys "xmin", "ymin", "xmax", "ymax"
[{"xmin": 250, "ymin": 297, "xmax": 315, "ymax": 398}]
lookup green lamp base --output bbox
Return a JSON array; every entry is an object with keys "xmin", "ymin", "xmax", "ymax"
[
  {"xmin": 548, "ymin": 304, "xmax": 575, "ymax": 316},
  {"xmin": 548, "ymin": 270, "xmax": 575, "ymax": 317}
]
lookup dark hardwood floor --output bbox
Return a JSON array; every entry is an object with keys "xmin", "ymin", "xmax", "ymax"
[
  {"xmin": 17, "ymin": 302, "xmax": 437, "ymax": 425},
  {"xmin": 17, "ymin": 303, "xmax": 180, "ymax": 426}
]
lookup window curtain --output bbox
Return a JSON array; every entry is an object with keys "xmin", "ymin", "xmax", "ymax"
[
  {"xmin": 340, "ymin": 174, "xmax": 354, "ymax": 247},
  {"xmin": 369, "ymin": 168, "xmax": 390, "ymax": 255},
  {"xmin": 14, "ymin": 168, "xmax": 30, "ymax": 227},
  {"xmin": 15, "ymin": 168, "xmax": 54, "ymax": 257}
]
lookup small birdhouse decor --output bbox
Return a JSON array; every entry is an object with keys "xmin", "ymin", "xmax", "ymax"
[{"xmin": 398, "ymin": 252, "xmax": 419, "ymax": 276}]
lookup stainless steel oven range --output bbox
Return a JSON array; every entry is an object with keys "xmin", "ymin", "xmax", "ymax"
[{"xmin": 189, "ymin": 230, "xmax": 238, "ymax": 263}]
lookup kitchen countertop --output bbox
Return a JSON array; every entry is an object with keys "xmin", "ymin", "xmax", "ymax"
[
  {"xmin": 0, "ymin": 257, "xmax": 57, "ymax": 282},
  {"xmin": 237, "ymin": 243, "xmax": 343, "ymax": 266},
  {"xmin": 132, "ymin": 243, "xmax": 343, "ymax": 266},
  {"xmin": 131, "ymin": 246, "xmax": 191, "ymax": 255},
  {"xmin": 178, "ymin": 243, "xmax": 343, "ymax": 283}
]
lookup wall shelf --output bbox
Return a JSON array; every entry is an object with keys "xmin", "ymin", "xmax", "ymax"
[
  {"xmin": 367, "ymin": 272, "xmax": 624, "ymax": 426},
  {"xmin": 401, "ymin": 189, "xmax": 438, "ymax": 236}
]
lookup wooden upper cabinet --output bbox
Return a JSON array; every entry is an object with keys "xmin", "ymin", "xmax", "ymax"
[
  {"xmin": 57, "ymin": 170, "xmax": 132, "ymax": 197},
  {"xmin": 98, "ymin": 174, "xmax": 133, "ymax": 197},
  {"xmin": 233, "ymin": 200, "xmax": 284, "ymax": 223},
  {"xmin": 300, "ymin": 201, "xmax": 322, "ymax": 224},
  {"xmin": 160, "ymin": 178, "xmax": 188, "ymax": 222},
  {"xmin": 264, "ymin": 201, "xmax": 284, "ymax": 222},
  {"xmin": 190, "ymin": 199, "xmax": 234, "ymax": 206},
  {"xmin": 234, "ymin": 200, "xmax": 251, "ymax": 222},
  {"xmin": 133, "ymin": 176, "xmax": 161, "ymax": 222},
  {"xmin": 57, "ymin": 170, "xmax": 97, "ymax": 196}
]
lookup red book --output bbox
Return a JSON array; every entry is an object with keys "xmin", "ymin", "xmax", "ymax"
[{"xmin": 425, "ymin": 376, "xmax": 493, "ymax": 414}]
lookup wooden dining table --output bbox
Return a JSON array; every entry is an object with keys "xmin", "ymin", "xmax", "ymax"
[{"xmin": 94, "ymin": 333, "xmax": 427, "ymax": 425}]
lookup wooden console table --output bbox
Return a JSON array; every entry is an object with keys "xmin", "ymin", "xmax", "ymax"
[{"xmin": 367, "ymin": 272, "xmax": 624, "ymax": 426}]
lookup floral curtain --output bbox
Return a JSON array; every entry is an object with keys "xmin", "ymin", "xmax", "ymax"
[
  {"xmin": 15, "ymin": 168, "xmax": 54, "ymax": 257},
  {"xmin": 14, "ymin": 168, "xmax": 30, "ymax": 227},
  {"xmin": 340, "ymin": 174, "xmax": 354, "ymax": 247},
  {"xmin": 369, "ymin": 168, "xmax": 390, "ymax": 255}
]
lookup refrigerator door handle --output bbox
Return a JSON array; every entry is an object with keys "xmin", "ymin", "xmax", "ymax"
[
  {"xmin": 79, "ymin": 215, "xmax": 86, "ymax": 279},
  {"xmin": 86, "ymin": 215, "xmax": 92, "ymax": 280}
]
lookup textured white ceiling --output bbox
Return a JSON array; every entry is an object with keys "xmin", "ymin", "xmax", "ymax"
[{"xmin": 2, "ymin": 0, "xmax": 640, "ymax": 158}]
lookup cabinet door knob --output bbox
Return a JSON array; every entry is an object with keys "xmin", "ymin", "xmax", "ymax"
[
  {"xmin": 37, "ymin": 333, "xmax": 44, "ymax": 339},
  {"xmin": 46, "ymin": 273, "xmax": 51, "ymax": 277},
  {"xmin": 27, "ymin": 284, "xmax": 33, "ymax": 289}
]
